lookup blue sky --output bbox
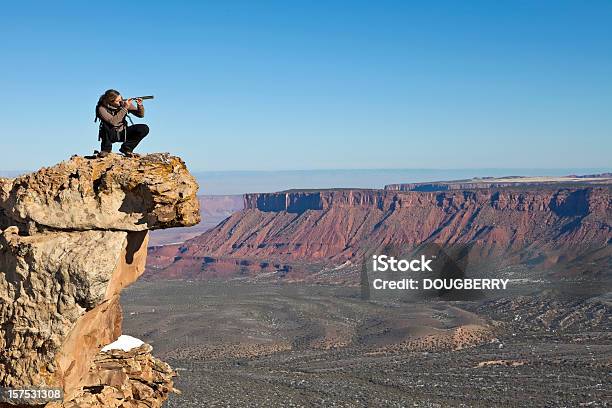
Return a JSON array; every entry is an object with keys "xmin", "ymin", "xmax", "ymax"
[{"xmin": 1, "ymin": 1, "xmax": 611, "ymax": 172}]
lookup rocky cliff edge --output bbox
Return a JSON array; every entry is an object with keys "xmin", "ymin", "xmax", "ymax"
[{"xmin": 0, "ymin": 153, "xmax": 200, "ymax": 407}]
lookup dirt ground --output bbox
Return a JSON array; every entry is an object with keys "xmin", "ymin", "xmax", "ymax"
[{"xmin": 121, "ymin": 280, "xmax": 611, "ymax": 407}]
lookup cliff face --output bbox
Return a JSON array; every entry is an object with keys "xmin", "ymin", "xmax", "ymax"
[
  {"xmin": 243, "ymin": 190, "xmax": 386, "ymax": 212},
  {"xmin": 148, "ymin": 187, "xmax": 611, "ymax": 280},
  {"xmin": 0, "ymin": 153, "xmax": 199, "ymax": 407}
]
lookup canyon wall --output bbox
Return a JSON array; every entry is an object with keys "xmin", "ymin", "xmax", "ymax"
[
  {"xmin": 243, "ymin": 190, "xmax": 386, "ymax": 212},
  {"xmin": 148, "ymin": 186, "xmax": 611, "ymax": 280},
  {"xmin": 0, "ymin": 153, "xmax": 199, "ymax": 407}
]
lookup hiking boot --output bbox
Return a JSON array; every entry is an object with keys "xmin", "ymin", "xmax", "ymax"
[
  {"xmin": 97, "ymin": 151, "xmax": 110, "ymax": 158},
  {"xmin": 119, "ymin": 147, "xmax": 140, "ymax": 158},
  {"xmin": 122, "ymin": 151, "xmax": 141, "ymax": 158}
]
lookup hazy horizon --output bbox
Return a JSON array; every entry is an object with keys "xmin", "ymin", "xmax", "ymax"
[
  {"xmin": 3, "ymin": 166, "xmax": 610, "ymax": 196},
  {"xmin": 194, "ymin": 167, "xmax": 612, "ymax": 195}
]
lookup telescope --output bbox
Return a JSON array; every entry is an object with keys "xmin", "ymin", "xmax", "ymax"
[{"xmin": 122, "ymin": 95, "xmax": 154, "ymax": 101}]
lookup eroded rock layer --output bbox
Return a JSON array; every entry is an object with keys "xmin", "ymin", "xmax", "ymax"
[
  {"xmin": 47, "ymin": 343, "xmax": 178, "ymax": 408},
  {"xmin": 0, "ymin": 153, "xmax": 199, "ymax": 407},
  {"xmin": 148, "ymin": 186, "xmax": 611, "ymax": 280},
  {"xmin": 0, "ymin": 153, "xmax": 199, "ymax": 233}
]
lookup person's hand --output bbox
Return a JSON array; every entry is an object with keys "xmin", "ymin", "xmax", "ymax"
[
  {"xmin": 122, "ymin": 98, "xmax": 133, "ymax": 109},
  {"xmin": 136, "ymin": 98, "xmax": 143, "ymax": 106}
]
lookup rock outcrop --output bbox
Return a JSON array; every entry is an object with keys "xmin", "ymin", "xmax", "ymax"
[
  {"xmin": 0, "ymin": 153, "xmax": 199, "ymax": 233},
  {"xmin": 0, "ymin": 153, "xmax": 199, "ymax": 407},
  {"xmin": 147, "ymin": 185, "xmax": 611, "ymax": 280},
  {"xmin": 48, "ymin": 342, "xmax": 177, "ymax": 408}
]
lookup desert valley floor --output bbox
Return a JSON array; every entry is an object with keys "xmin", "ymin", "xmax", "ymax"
[{"xmin": 121, "ymin": 280, "xmax": 610, "ymax": 407}]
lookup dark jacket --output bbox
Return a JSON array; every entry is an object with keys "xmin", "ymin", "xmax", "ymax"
[{"xmin": 96, "ymin": 103, "xmax": 145, "ymax": 141}]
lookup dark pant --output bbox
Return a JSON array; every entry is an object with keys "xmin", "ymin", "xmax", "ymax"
[{"xmin": 101, "ymin": 124, "xmax": 149, "ymax": 153}]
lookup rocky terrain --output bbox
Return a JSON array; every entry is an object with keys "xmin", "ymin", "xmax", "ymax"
[
  {"xmin": 120, "ymin": 280, "xmax": 611, "ymax": 407},
  {"xmin": 131, "ymin": 177, "xmax": 612, "ymax": 408},
  {"xmin": 133, "ymin": 175, "xmax": 610, "ymax": 406},
  {"xmin": 147, "ymin": 182, "xmax": 611, "ymax": 281},
  {"xmin": 0, "ymin": 153, "xmax": 200, "ymax": 407},
  {"xmin": 48, "ymin": 340, "xmax": 178, "ymax": 408},
  {"xmin": 5, "ymin": 159, "xmax": 606, "ymax": 407}
]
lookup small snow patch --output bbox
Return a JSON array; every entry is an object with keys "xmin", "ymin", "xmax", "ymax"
[{"xmin": 101, "ymin": 335, "xmax": 144, "ymax": 352}]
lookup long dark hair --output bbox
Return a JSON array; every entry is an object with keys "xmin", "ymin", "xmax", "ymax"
[{"xmin": 94, "ymin": 89, "xmax": 121, "ymax": 122}]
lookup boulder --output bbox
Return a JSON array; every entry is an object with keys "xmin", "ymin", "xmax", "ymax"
[{"xmin": 0, "ymin": 153, "xmax": 200, "ymax": 233}]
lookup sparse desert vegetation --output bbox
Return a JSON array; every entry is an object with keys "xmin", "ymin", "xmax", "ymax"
[{"xmin": 121, "ymin": 280, "xmax": 611, "ymax": 407}]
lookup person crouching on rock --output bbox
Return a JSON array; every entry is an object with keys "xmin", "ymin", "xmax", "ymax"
[{"xmin": 94, "ymin": 89, "xmax": 149, "ymax": 158}]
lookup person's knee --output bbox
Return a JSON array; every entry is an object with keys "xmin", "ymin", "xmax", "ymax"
[{"xmin": 140, "ymin": 124, "xmax": 150, "ymax": 137}]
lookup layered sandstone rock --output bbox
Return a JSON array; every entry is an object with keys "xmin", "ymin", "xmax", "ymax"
[
  {"xmin": 48, "ymin": 342, "xmax": 178, "ymax": 408},
  {"xmin": 0, "ymin": 153, "xmax": 199, "ymax": 407},
  {"xmin": 0, "ymin": 153, "xmax": 199, "ymax": 233},
  {"xmin": 148, "ymin": 185, "xmax": 611, "ymax": 280}
]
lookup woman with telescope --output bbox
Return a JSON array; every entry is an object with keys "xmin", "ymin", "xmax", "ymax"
[{"xmin": 94, "ymin": 89, "xmax": 152, "ymax": 157}]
